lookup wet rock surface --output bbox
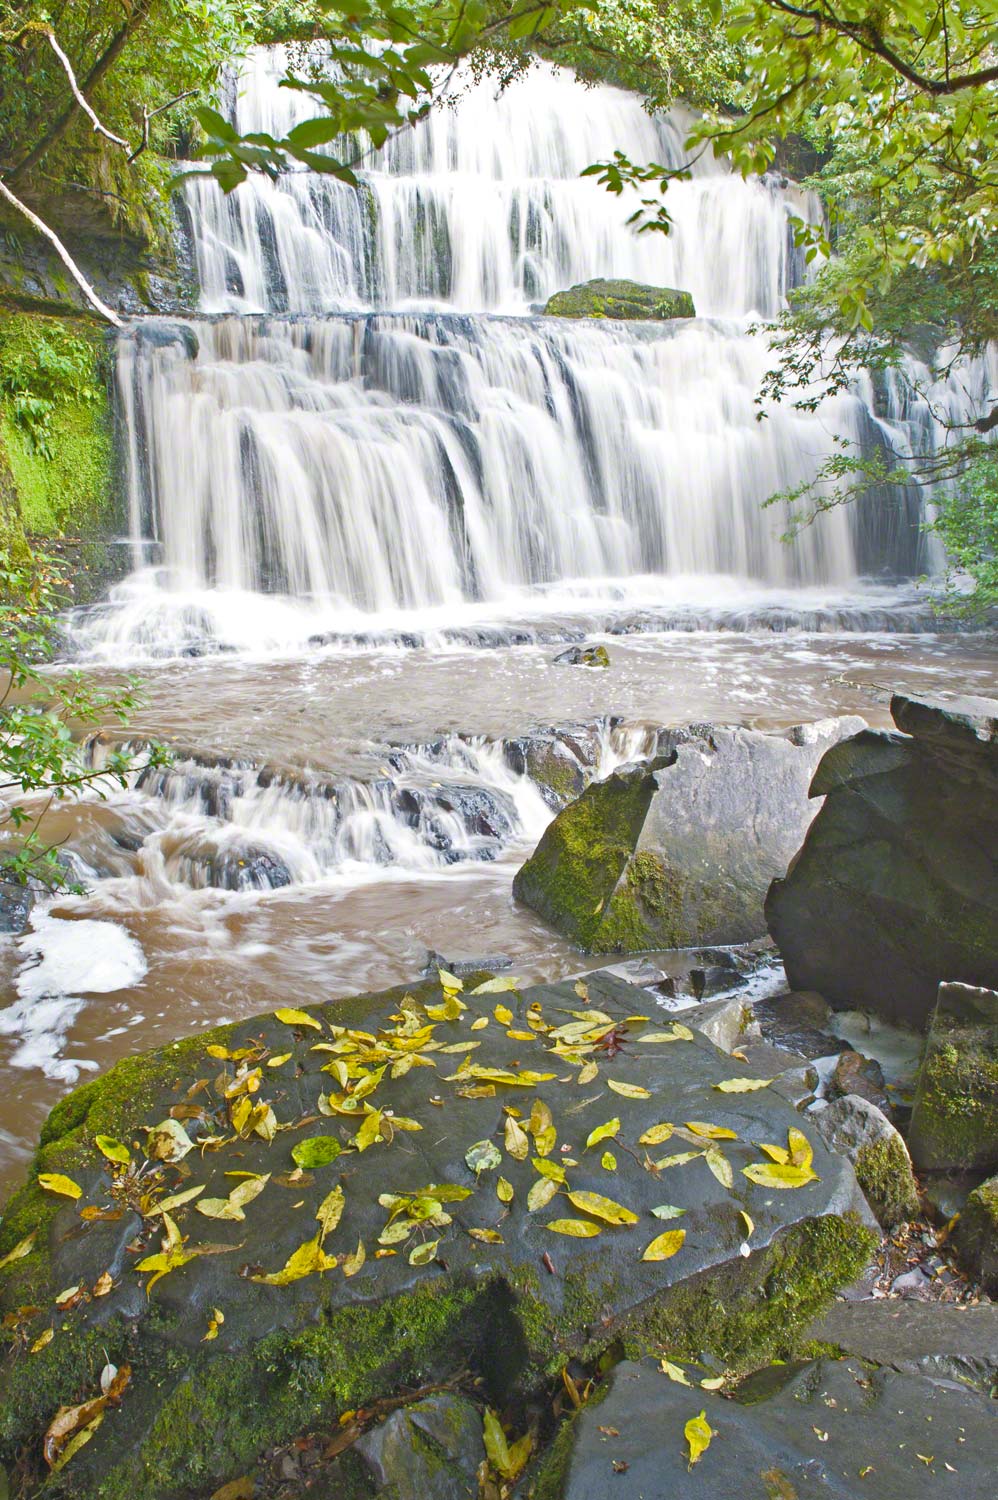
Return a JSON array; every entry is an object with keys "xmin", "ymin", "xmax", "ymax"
[
  {"xmin": 954, "ymin": 1175, "xmax": 998, "ymax": 1295},
  {"xmin": 0, "ymin": 970, "xmax": 875, "ymax": 1499},
  {"xmin": 767, "ymin": 693, "xmax": 998, "ymax": 1027},
  {"xmin": 530, "ymin": 1355, "xmax": 998, "ymax": 1499},
  {"xmin": 811, "ymin": 1095, "xmax": 919, "ymax": 1228},
  {"xmin": 809, "ymin": 1298, "xmax": 998, "ymax": 1390},
  {"xmin": 828, "ymin": 1050, "xmax": 890, "ymax": 1112},
  {"xmin": 909, "ymin": 982, "xmax": 998, "ymax": 1172},
  {"xmin": 0, "ymin": 883, "xmax": 33, "ymax": 935},
  {"xmin": 513, "ymin": 718, "xmax": 862, "ymax": 952}
]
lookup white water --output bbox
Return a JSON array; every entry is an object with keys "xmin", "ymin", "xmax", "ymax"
[{"xmin": 67, "ymin": 47, "xmax": 951, "ymax": 660}]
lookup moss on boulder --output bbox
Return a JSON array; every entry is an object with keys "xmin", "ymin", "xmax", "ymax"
[
  {"xmin": 909, "ymin": 983, "xmax": 998, "ymax": 1172},
  {"xmin": 954, "ymin": 1175, "xmax": 998, "ymax": 1294},
  {"xmin": 0, "ymin": 970, "xmax": 874, "ymax": 1498},
  {"xmin": 543, "ymin": 279, "xmax": 695, "ymax": 320}
]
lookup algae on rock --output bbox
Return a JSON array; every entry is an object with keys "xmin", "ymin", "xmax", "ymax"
[
  {"xmin": 909, "ymin": 982, "xmax": 998, "ymax": 1172},
  {"xmin": 543, "ymin": 278, "xmax": 695, "ymax": 320}
]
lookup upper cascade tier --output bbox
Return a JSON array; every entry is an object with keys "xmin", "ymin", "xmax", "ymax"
[{"xmin": 182, "ymin": 49, "xmax": 816, "ymax": 318}]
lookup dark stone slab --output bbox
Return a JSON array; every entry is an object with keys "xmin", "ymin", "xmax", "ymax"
[
  {"xmin": 534, "ymin": 1355, "xmax": 998, "ymax": 1499},
  {"xmin": 809, "ymin": 1298, "xmax": 998, "ymax": 1390}
]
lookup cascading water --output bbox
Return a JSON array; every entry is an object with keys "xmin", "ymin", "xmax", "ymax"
[{"xmin": 68, "ymin": 48, "xmax": 950, "ymax": 658}]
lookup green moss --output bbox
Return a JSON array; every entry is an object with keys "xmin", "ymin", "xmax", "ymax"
[
  {"xmin": 512, "ymin": 763, "xmax": 662, "ymax": 949},
  {"xmin": 0, "ymin": 312, "xmax": 114, "ymax": 539},
  {"xmin": 543, "ymin": 279, "xmax": 696, "ymax": 320},
  {"xmin": 954, "ymin": 1175, "xmax": 998, "ymax": 1293},
  {"xmin": 909, "ymin": 1021, "xmax": 998, "ymax": 1171},
  {"xmin": 853, "ymin": 1136, "xmax": 918, "ymax": 1228},
  {"xmin": 530, "ymin": 1413, "xmax": 578, "ymax": 1500}
]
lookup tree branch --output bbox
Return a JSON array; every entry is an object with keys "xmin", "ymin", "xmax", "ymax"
[{"xmin": 0, "ymin": 177, "xmax": 123, "ymax": 326}]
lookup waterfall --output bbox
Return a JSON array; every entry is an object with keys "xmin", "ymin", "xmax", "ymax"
[{"xmin": 78, "ymin": 48, "xmax": 943, "ymax": 658}]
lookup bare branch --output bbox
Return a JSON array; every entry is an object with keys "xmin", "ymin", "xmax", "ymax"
[
  {"xmin": 129, "ymin": 89, "xmax": 197, "ymax": 163},
  {"xmin": 0, "ymin": 177, "xmax": 122, "ymax": 326},
  {"xmin": 30, "ymin": 25, "xmax": 132, "ymax": 151}
]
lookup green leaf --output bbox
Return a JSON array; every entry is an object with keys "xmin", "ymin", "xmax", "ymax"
[
  {"xmin": 95, "ymin": 1135, "xmax": 131, "ymax": 1166},
  {"xmin": 38, "ymin": 1173, "xmax": 82, "ymax": 1200},
  {"xmin": 585, "ymin": 1118, "xmax": 620, "ymax": 1149},
  {"xmin": 465, "ymin": 1140, "xmax": 502, "ymax": 1175},
  {"xmin": 292, "ymin": 1136, "xmax": 343, "ymax": 1169},
  {"xmin": 684, "ymin": 1410, "xmax": 714, "ymax": 1469},
  {"xmin": 650, "ymin": 1204, "xmax": 686, "ymax": 1220}
]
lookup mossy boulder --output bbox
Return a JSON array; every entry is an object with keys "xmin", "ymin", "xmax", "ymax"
[
  {"xmin": 0, "ymin": 971, "xmax": 875, "ymax": 1499},
  {"xmin": 513, "ymin": 719, "xmax": 861, "ymax": 953},
  {"xmin": 909, "ymin": 982, "xmax": 998, "ymax": 1172},
  {"xmin": 954, "ymin": 1174, "xmax": 998, "ymax": 1294},
  {"xmin": 767, "ymin": 692, "xmax": 998, "ymax": 1027},
  {"xmin": 530, "ymin": 1355, "xmax": 998, "ymax": 1499},
  {"xmin": 812, "ymin": 1094, "xmax": 919, "ymax": 1228},
  {"xmin": 543, "ymin": 279, "xmax": 695, "ymax": 320}
]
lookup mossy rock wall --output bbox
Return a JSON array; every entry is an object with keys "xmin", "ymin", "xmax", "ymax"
[{"xmin": 909, "ymin": 983, "xmax": 998, "ymax": 1172}]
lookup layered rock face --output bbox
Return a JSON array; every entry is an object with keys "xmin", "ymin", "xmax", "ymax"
[
  {"xmin": 513, "ymin": 718, "xmax": 862, "ymax": 952},
  {"xmin": 0, "ymin": 970, "xmax": 873, "ymax": 1499},
  {"xmin": 767, "ymin": 693, "xmax": 998, "ymax": 1027}
]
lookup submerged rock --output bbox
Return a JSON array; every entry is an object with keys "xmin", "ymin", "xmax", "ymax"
[
  {"xmin": 543, "ymin": 278, "xmax": 695, "ymax": 320},
  {"xmin": 909, "ymin": 981, "xmax": 998, "ymax": 1172},
  {"xmin": 828, "ymin": 1049, "xmax": 890, "ymax": 1113},
  {"xmin": 551, "ymin": 644, "xmax": 610, "ymax": 668},
  {"xmin": 954, "ymin": 1174, "xmax": 998, "ymax": 1294},
  {"xmin": 512, "ymin": 718, "xmax": 861, "ymax": 952},
  {"xmin": 812, "ymin": 1094, "xmax": 919, "ymax": 1228},
  {"xmin": 530, "ymin": 1355, "xmax": 998, "ymax": 1499},
  {"xmin": 767, "ymin": 692, "xmax": 998, "ymax": 1027},
  {"xmin": 0, "ymin": 882, "xmax": 33, "ymax": 935},
  {"xmin": 0, "ymin": 970, "xmax": 874, "ymax": 1499}
]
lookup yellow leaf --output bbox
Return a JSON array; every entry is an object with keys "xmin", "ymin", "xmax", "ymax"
[
  {"xmin": 95, "ymin": 1135, "xmax": 131, "ymax": 1166},
  {"xmin": 267, "ymin": 1053, "xmax": 292, "ymax": 1068},
  {"xmin": 527, "ymin": 1177, "xmax": 560, "ymax": 1212},
  {"xmin": 504, "ymin": 1116, "xmax": 529, "ymax": 1161},
  {"xmin": 607, "ymin": 1080, "xmax": 651, "ymax": 1099},
  {"xmin": 38, "ymin": 1174, "xmax": 82, "ymax": 1200},
  {"xmin": 468, "ymin": 1226, "xmax": 504, "ymax": 1243},
  {"xmin": 544, "ymin": 1218, "xmax": 601, "ymax": 1237},
  {"xmin": 483, "ymin": 1408, "xmax": 512, "ymax": 1477},
  {"xmin": 516, "ymin": 1070, "xmax": 556, "ymax": 1085},
  {"xmin": 497, "ymin": 1176, "xmax": 514, "ymax": 1203},
  {"xmin": 576, "ymin": 1060, "xmax": 599, "ymax": 1084},
  {"xmin": 251, "ymin": 1233, "xmax": 339, "ymax": 1285},
  {"xmin": 342, "ymin": 1239, "xmax": 366, "ymax": 1278},
  {"xmin": 470, "ymin": 1016, "xmax": 489, "ymax": 1030},
  {"xmin": 31, "ymin": 1328, "xmax": 54, "ymax": 1354},
  {"xmin": 642, "ymin": 1228, "xmax": 686, "ymax": 1261},
  {"xmin": 93, "ymin": 1272, "xmax": 113, "ymax": 1297},
  {"xmin": 758, "ymin": 1143, "xmax": 790, "ymax": 1164},
  {"xmin": 147, "ymin": 1184, "xmax": 205, "ymax": 1217},
  {"xmin": 566, "ymin": 1190, "xmax": 638, "ymax": 1226},
  {"xmin": 585, "ymin": 1118, "xmax": 620, "ymax": 1149},
  {"xmin": 788, "ymin": 1127, "xmax": 813, "ymax": 1170},
  {"xmin": 742, "ymin": 1162, "xmax": 818, "ymax": 1189},
  {"xmin": 600, "ymin": 1151, "xmax": 617, "ymax": 1170},
  {"xmin": 638, "ymin": 1031, "xmax": 684, "ymax": 1044},
  {"xmin": 660, "ymin": 1358, "xmax": 692, "ymax": 1385},
  {"xmin": 469, "ymin": 976, "xmax": 520, "ymax": 994},
  {"xmin": 316, "ymin": 1186, "xmax": 345, "ymax": 1238},
  {"xmin": 437, "ymin": 968, "xmax": 463, "ymax": 991},
  {"xmin": 685, "ymin": 1122, "xmax": 738, "ymax": 1140},
  {"xmin": 528, "ymin": 1099, "xmax": 553, "ymax": 1137},
  {"xmin": 532, "ymin": 1156, "xmax": 566, "ymax": 1182},
  {"xmin": 670, "ymin": 1023, "xmax": 695, "ymax": 1041},
  {"xmin": 51, "ymin": 1412, "xmax": 104, "ymax": 1473},
  {"xmin": 494, "ymin": 1004, "xmax": 513, "ymax": 1025},
  {"xmin": 714, "ymin": 1077, "xmax": 772, "ymax": 1093},
  {"xmin": 653, "ymin": 1150, "xmax": 703, "ymax": 1169},
  {"xmin": 701, "ymin": 1376, "xmax": 726, "ymax": 1390},
  {"xmin": 408, "ymin": 1239, "xmax": 439, "ymax": 1266},
  {"xmin": 146, "ymin": 1118, "xmax": 195, "ymax": 1161},
  {"xmin": 684, "ymin": 1410, "xmax": 714, "ymax": 1469},
  {"xmin": 354, "ymin": 1110, "xmax": 383, "ymax": 1152},
  {"xmin": 273, "ymin": 1007, "xmax": 322, "ymax": 1031},
  {"xmin": 740, "ymin": 1210, "xmax": 754, "ymax": 1237},
  {"xmin": 639, "ymin": 1123, "xmax": 674, "ymax": 1145},
  {"xmin": 0, "ymin": 1233, "xmax": 35, "ymax": 1271},
  {"xmin": 574, "ymin": 980, "xmax": 589, "ymax": 1002},
  {"xmin": 704, "ymin": 1149, "xmax": 734, "ymax": 1190}
]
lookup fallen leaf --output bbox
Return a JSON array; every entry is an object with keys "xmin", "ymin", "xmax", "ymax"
[
  {"xmin": 653, "ymin": 1150, "xmax": 704, "ymax": 1169},
  {"xmin": 642, "ymin": 1229, "xmax": 686, "ymax": 1261},
  {"xmin": 0, "ymin": 1232, "xmax": 36, "ymax": 1270},
  {"xmin": 437, "ymin": 968, "xmax": 463, "ymax": 991},
  {"xmin": 684, "ymin": 1410, "xmax": 714, "ymax": 1469},
  {"xmin": 468, "ymin": 1227, "xmax": 504, "ymax": 1243},
  {"xmin": 497, "ymin": 1176, "xmax": 515, "ymax": 1203},
  {"xmin": 660, "ymin": 1358, "xmax": 692, "ymax": 1385},
  {"xmin": 607, "ymin": 1080, "xmax": 651, "ymax": 1099},
  {"xmin": 740, "ymin": 1211, "xmax": 754, "ymax": 1238},
  {"xmin": 465, "ymin": 1140, "xmax": 502, "ymax": 1175},
  {"xmin": 471, "ymin": 1016, "xmax": 489, "ymax": 1030},
  {"xmin": 577, "ymin": 1061, "xmax": 599, "ymax": 1084},
  {"xmin": 585, "ymin": 1118, "xmax": 620, "ymax": 1149},
  {"xmin": 788, "ymin": 1127, "xmax": 814, "ymax": 1171},
  {"xmin": 705, "ymin": 1148, "xmax": 734, "ymax": 1190},
  {"xmin": 545, "ymin": 1219, "xmax": 601, "ymax": 1238},
  {"xmin": 701, "ymin": 1375, "xmax": 726, "ymax": 1390},
  {"xmin": 273, "ymin": 1007, "xmax": 321, "ymax": 1031},
  {"xmin": 600, "ymin": 1151, "xmax": 617, "ymax": 1170},
  {"xmin": 685, "ymin": 1122, "xmax": 738, "ymax": 1140},
  {"xmin": 38, "ymin": 1174, "xmax": 82, "ymax": 1201},
  {"xmin": 92, "ymin": 1272, "xmax": 114, "ymax": 1297},
  {"xmin": 504, "ymin": 1116, "xmax": 529, "ymax": 1161},
  {"xmin": 743, "ymin": 1162, "xmax": 818, "ymax": 1189},
  {"xmin": 494, "ymin": 1004, "xmax": 514, "ymax": 1025},
  {"xmin": 533, "ymin": 1157, "xmax": 566, "ymax": 1182},
  {"xmin": 291, "ymin": 1136, "xmax": 342, "ymax": 1169},
  {"xmin": 145, "ymin": 1118, "xmax": 195, "ymax": 1162},
  {"xmin": 146, "ymin": 1184, "xmax": 205, "ymax": 1217},
  {"xmin": 30, "ymin": 1328, "xmax": 54, "ymax": 1353},
  {"xmin": 566, "ymin": 1190, "xmax": 638, "ymax": 1226},
  {"xmin": 209, "ymin": 1478, "xmax": 255, "ymax": 1500},
  {"xmin": 267, "ymin": 1053, "xmax": 292, "ymax": 1068},
  {"xmin": 651, "ymin": 1204, "xmax": 685, "ymax": 1220},
  {"xmin": 94, "ymin": 1135, "xmax": 131, "ymax": 1166},
  {"xmin": 714, "ymin": 1077, "xmax": 772, "ymax": 1093},
  {"xmin": 354, "ymin": 1110, "xmax": 383, "ymax": 1152},
  {"xmin": 527, "ymin": 1177, "xmax": 560, "ymax": 1212},
  {"xmin": 316, "ymin": 1185, "xmax": 345, "ymax": 1238},
  {"xmin": 342, "ymin": 1239, "xmax": 366, "ymax": 1277},
  {"xmin": 470, "ymin": 976, "xmax": 520, "ymax": 994},
  {"xmin": 639, "ymin": 1123, "xmax": 674, "ymax": 1145},
  {"xmin": 196, "ymin": 1175, "xmax": 269, "ymax": 1222},
  {"xmin": 408, "ymin": 1239, "xmax": 439, "ymax": 1266},
  {"xmin": 251, "ymin": 1233, "xmax": 339, "ymax": 1285}
]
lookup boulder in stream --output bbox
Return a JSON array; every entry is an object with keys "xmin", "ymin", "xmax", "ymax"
[
  {"xmin": 767, "ymin": 692, "xmax": 998, "ymax": 1027},
  {"xmin": 811, "ymin": 1094, "xmax": 919, "ymax": 1228},
  {"xmin": 543, "ymin": 278, "xmax": 695, "ymax": 320},
  {"xmin": 0, "ymin": 970, "xmax": 875, "ymax": 1499},
  {"xmin": 908, "ymin": 981, "xmax": 998, "ymax": 1172},
  {"xmin": 953, "ymin": 1173, "xmax": 998, "ymax": 1294},
  {"xmin": 512, "ymin": 718, "xmax": 862, "ymax": 952}
]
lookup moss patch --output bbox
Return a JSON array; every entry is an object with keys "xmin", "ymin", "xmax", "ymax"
[
  {"xmin": 0, "ymin": 312, "xmax": 114, "ymax": 539},
  {"xmin": 853, "ymin": 1136, "xmax": 918, "ymax": 1228},
  {"xmin": 953, "ymin": 1174, "xmax": 998, "ymax": 1294},
  {"xmin": 544, "ymin": 279, "xmax": 695, "ymax": 320},
  {"xmin": 909, "ymin": 992, "xmax": 998, "ymax": 1172}
]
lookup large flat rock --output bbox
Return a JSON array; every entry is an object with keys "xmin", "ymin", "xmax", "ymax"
[
  {"xmin": 534, "ymin": 1355, "xmax": 998, "ymax": 1499},
  {"xmin": 0, "ymin": 971, "xmax": 874, "ymax": 1499}
]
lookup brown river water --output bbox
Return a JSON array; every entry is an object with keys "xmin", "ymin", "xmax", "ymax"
[{"xmin": 1, "ymin": 626, "xmax": 995, "ymax": 1195}]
